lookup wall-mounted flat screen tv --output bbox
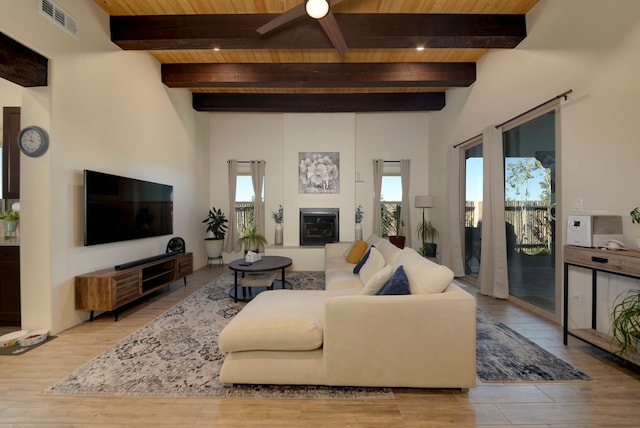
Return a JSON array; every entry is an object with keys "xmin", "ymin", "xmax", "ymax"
[{"xmin": 83, "ymin": 170, "xmax": 173, "ymax": 246}]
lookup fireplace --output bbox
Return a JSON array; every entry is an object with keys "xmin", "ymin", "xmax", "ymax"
[{"xmin": 299, "ymin": 208, "xmax": 339, "ymax": 246}]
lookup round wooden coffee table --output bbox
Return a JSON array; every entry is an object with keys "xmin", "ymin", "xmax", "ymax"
[{"xmin": 228, "ymin": 255, "xmax": 293, "ymax": 302}]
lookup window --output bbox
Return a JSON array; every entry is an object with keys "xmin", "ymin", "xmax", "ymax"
[
  {"xmin": 380, "ymin": 175, "xmax": 402, "ymax": 237},
  {"xmin": 235, "ymin": 174, "xmax": 264, "ymax": 235}
]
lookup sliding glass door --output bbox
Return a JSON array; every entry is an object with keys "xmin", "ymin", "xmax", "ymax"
[
  {"xmin": 503, "ymin": 110, "xmax": 557, "ymax": 314},
  {"xmin": 460, "ymin": 104, "xmax": 560, "ymax": 319}
]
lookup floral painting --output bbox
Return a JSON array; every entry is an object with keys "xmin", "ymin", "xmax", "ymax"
[{"xmin": 298, "ymin": 152, "xmax": 340, "ymax": 193}]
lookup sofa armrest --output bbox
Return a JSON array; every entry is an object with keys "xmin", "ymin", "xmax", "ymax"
[{"xmin": 323, "ymin": 284, "xmax": 477, "ymax": 388}]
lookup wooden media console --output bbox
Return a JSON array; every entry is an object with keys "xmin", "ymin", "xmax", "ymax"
[{"xmin": 75, "ymin": 252, "xmax": 193, "ymax": 321}]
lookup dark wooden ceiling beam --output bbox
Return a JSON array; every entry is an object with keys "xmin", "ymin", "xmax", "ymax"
[
  {"xmin": 163, "ymin": 62, "xmax": 475, "ymax": 88},
  {"xmin": 110, "ymin": 14, "xmax": 526, "ymax": 50},
  {"xmin": 192, "ymin": 92, "xmax": 446, "ymax": 113},
  {"xmin": 0, "ymin": 32, "xmax": 48, "ymax": 87}
]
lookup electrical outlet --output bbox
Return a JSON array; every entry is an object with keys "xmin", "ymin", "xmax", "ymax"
[{"xmin": 572, "ymin": 295, "xmax": 583, "ymax": 306}]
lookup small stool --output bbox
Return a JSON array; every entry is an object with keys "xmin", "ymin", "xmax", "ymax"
[{"xmin": 238, "ymin": 273, "xmax": 275, "ymax": 300}]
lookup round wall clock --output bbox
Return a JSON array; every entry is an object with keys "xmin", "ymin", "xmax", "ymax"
[{"xmin": 17, "ymin": 125, "xmax": 49, "ymax": 157}]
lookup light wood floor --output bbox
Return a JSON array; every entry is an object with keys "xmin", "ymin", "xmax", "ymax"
[{"xmin": 1, "ymin": 266, "xmax": 640, "ymax": 427}]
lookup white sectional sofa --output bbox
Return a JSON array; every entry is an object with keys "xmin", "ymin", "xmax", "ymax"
[{"xmin": 218, "ymin": 234, "xmax": 477, "ymax": 389}]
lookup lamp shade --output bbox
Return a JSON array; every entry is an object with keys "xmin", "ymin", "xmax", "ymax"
[
  {"xmin": 415, "ymin": 195, "xmax": 434, "ymax": 208},
  {"xmin": 306, "ymin": 0, "xmax": 329, "ymax": 19}
]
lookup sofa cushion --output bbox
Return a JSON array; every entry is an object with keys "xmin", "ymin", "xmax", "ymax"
[
  {"xmin": 394, "ymin": 247, "xmax": 454, "ymax": 294},
  {"xmin": 219, "ymin": 290, "xmax": 326, "ymax": 352},
  {"xmin": 376, "ymin": 238, "xmax": 402, "ymax": 265},
  {"xmin": 377, "ymin": 265, "xmax": 411, "ymax": 295},
  {"xmin": 358, "ymin": 246, "xmax": 386, "ymax": 286},
  {"xmin": 353, "ymin": 245, "xmax": 372, "ymax": 274},
  {"xmin": 345, "ymin": 240, "xmax": 368, "ymax": 263},
  {"xmin": 366, "ymin": 233, "xmax": 383, "ymax": 247},
  {"xmin": 325, "ymin": 270, "xmax": 364, "ymax": 290},
  {"xmin": 360, "ymin": 264, "xmax": 394, "ymax": 295}
]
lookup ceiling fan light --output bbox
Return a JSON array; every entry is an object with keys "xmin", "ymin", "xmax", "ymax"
[{"xmin": 306, "ymin": 0, "xmax": 329, "ymax": 19}]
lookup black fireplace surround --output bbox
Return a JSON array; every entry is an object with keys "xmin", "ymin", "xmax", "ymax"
[{"xmin": 299, "ymin": 208, "xmax": 339, "ymax": 246}]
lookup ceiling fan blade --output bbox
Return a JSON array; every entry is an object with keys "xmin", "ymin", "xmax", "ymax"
[
  {"xmin": 257, "ymin": 3, "xmax": 306, "ymax": 35},
  {"xmin": 318, "ymin": 11, "xmax": 348, "ymax": 54}
]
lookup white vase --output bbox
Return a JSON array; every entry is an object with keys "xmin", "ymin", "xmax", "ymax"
[
  {"xmin": 275, "ymin": 223, "xmax": 283, "ymax": 245},
  {"xmin": 355, "ymin": 223, "xmax": 363, "ymax": 240}
]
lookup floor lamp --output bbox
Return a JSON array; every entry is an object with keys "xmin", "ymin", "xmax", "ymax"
[{"xmin": 415, "ymin": 195, "xmax": 435, "ymax": 256}]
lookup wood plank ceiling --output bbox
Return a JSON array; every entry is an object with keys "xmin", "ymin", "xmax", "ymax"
[{"xmin": 94, "ymin": 0, "xmax": 540, "ymax": 112}]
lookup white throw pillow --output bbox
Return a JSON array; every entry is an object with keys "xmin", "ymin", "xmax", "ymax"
[
  {"xmin": 358, "ymin": 246, "xmax": 386, "ymax": 286},
  {"xmin": 395, "ymin": 247, "xmax": 454, "ymax": 294},
  {"xmin": 360, "ymin": 264, "xmax": 394, "ymax": 295}
]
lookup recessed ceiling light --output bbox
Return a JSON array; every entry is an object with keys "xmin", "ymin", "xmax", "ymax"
[
  {"xmin": 416, "ymin": 46, "xmax": 425, "ymax": 51},
  {"xmin": 213, "ymin": 47, "xmax": 221, "ymax": 52}
]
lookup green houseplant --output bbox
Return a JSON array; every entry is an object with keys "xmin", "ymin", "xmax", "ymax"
[
  {"xmin": 631, "ymin": 207, "xmax": 640, "ymax": 224},
  {"xmin": 202, "ymin": 207, "xmax": 228, "ymax": 259},
  {"xmin": 611, "ymin": 287, "xmax": 640, "ymax": 357},
  {"xmin": 239, "ymin": 226, "xmax": 267, "ymax": 254},
  {"xmin": 388, "ymin": 204, "xmax": 405, "ymax": 249},
  {"xmin": 0, "ymin": 209, "xmax": 20, "ymax": 222},
  {"xmin": 0, "ymin": 209, "xmax": 19, "ymax": 236},
  {"xmin": 417, "ymin": 220, "xmax": 438, "ymax": 258}
]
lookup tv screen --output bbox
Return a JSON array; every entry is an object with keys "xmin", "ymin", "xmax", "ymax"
[{"xmin": 84, "ymin": 170, "xmax": 173, "ymax": 246}]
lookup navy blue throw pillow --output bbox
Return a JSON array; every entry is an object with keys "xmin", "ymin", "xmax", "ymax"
[
  {"xmin": 377, "ymin": 265, "xmax": 411, "ymax": 295},
  {"xmin": 353, "ymin": 245, "xmax": 373, "ymax": 274}
]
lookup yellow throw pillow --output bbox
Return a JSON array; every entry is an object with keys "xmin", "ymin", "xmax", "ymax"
[{"xmin": 345, "ymin": 240, "xmax": 368, "ymax": 264}]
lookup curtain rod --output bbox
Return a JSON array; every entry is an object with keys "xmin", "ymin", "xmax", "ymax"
[
  {"xmin": 227, "ymin": 160, "xmax": 266, "ymax": 164},
  {"xmin": 495, "ymin": 89, "xmax": 572, "ymax": 129},
  {"xmin": 453, "ymin": 133, "xmax": 482, "ymax": 149},
  {"xmin": 375, "ymin": 160, "xmax": 401, "ymax": 163}
]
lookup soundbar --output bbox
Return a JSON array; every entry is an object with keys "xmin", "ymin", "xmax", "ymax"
[{"xmin": 115, "ymin": 251, "xmax": 181, "ymax": 271}]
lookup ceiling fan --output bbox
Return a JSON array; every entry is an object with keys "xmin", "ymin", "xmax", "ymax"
[{"xmin": 257, "ymin": 0, "xmax": 348, "ymax": 54}]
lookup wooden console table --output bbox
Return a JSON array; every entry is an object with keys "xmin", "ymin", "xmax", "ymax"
[
  {"xmin": 563, "ymin": 245, "xmax": 640, "ymax": 365},
  {"xmin": 76, "ymin": 252, "xmax": 193, "ymax": 321}
]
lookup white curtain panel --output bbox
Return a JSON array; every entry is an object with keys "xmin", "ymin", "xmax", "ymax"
[
  {"xmin": 250, "ymin": 160, "xmax": 266, "ymax": 238},
  {"xmin": 372, "ymin": 159, "xmax": 384, "ymax": 237},
  {"xmin": 442, "ymin": 146, "xmax": 465, "ymax": 276},
  {"xmin": 225, "ymin": 160, "xmax": 240, "ymax": 253},
  {"xmin": 479, "ymin": 126, "xmax": 509, "ymax": 299},
  {"xmin": 400, "ymin": 159, "xmax": 411, "ymax": 247}
]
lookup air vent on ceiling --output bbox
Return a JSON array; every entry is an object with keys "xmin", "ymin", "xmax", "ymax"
[{"xmin": 40, "ymin": 0, "xmax": 78, "ymax": 38}]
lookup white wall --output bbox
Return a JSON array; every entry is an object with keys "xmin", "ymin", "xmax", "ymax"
[
  {"xmin": 429, "ymin": 0, "xmax": 640, "ymax": 330},
  {"xmin": 0, "ymin": 0, "xmax": 209, "ymax": 333},
  {"xmin": 208, "ymin": 112, "xmax": 430, "ymax": 266}
]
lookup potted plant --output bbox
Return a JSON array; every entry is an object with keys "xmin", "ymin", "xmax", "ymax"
[
  {"xmin": 239, "ymin": 226, "xmax": 267, "ymax": 254},
  {"xmin": 417, "ymin": 220, "xmax": 438, "ymax": 258},
  {"xmin": 631, "ymin": 207, "xmax": 640, "ymax": 250},
  {"xmin": 202, "ymin": 207, "xmax": 228, "ymax": 259},
  {"xmin": 272, "ymin": 205, "xmax": 284, "ymax": 245},
  {"xmin": 611, "ymin": 287, "xmax": 640, "ymax": 357},
  {"xmin": 355, "ymin": 205, "xmax": 364, "ymax": 240},
  {"xmin": 0, "ymin": 209, "xmax": 20, "ymax": 236},
  {"xmin": 389, "ymin": 204, "xmax": 405, "ymax": 249}
]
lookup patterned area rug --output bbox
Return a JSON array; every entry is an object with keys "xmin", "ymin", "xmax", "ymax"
[
  {"xmin": 45, "ymin": 272, "xmax": 393, "ymax": 399},
  {"xmin": 476, "ymin": 309, "xmax": 591, "ymax": 382},
  {"xmin": 45, "ymin": 272, "xmax": 590, "ymax": 398}
]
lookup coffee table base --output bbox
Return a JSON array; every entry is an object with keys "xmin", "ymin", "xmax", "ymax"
[{"xmin": 228, "ymin": 279, "xmax": 292, "ymax": 302}]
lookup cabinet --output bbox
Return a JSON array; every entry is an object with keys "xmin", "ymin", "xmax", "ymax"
[
  {"xmin": 563, "ymin": 245, "xmax": 640, "ymax": 365},
  {"xmin": 2, "ymin": 107, "xmax": 20, "ymax": 199},
  {"xmin": 0, "ymin": 246, "xmax": 21, "ymax": 325},
  {"xmin": 76, "ymin": 252, "xmax": 193, "ymax": 321}
]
